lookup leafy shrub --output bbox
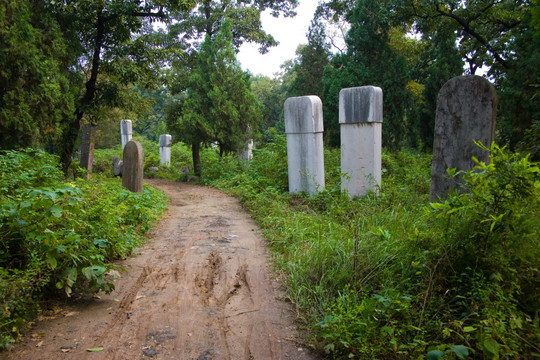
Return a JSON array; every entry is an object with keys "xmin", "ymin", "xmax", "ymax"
[{"xmin": 0, "ymin": 149, "xmax": 167, "ymax": 349}]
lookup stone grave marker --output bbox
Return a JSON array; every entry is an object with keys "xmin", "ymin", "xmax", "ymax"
[
  {"xmin": 159, "ymin": 134, "xmax": 172, "ymax": 167},
  {"xmin": 430, "ymin": 75, "xmax": 497, "ymax": 200},
  {"xmin": 339, "ymin": 86, "xmax": 383, "ymax": 197},
  {"xmin": 112, "ymin": 156, "xmax": 123, "ymax": 177},
  {"xmin": 284, "ymin": 95, "xmax": 325, "ymax": 195},
  {"xmin": 122, "ymin": 141, "xmax": 144, "ymax": 193},
  {"xmin": 120, "ymin": 120, "xmax": 132, "ymax": 150}
]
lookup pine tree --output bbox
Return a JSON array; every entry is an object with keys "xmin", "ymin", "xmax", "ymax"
[
  {"xmin": 167, "ymin": 19, "xmax": 261, "ymax": 175},
  {"xmin": 287, "ymin": 18, "xmax": 331, "ymax": 100}
]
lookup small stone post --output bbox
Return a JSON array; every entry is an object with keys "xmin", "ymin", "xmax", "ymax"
[
  {"xmin": 339, "ymin": 86, "xmax": 383, "ymax": 197},
  {"xmin": 284, "ymin": 96, "xmax": 325, "ymax": 195},
  {"xmin": 120, "ymin": 120, "xmax": 132, "ymax": 150},
  {"xmin": 122, "ymin": 141, "xmax": 144, "ymax": 193},
  {"xmin": 159, "ymin": 134, "xmax": 172, "ymax": 167},
  {"xmin": 240, "ymin": 139, "xmax": 253, "ymax": 160},
  {"xmin": 430, "ymin": 75, "xmax": 497, "ymax": 200}
]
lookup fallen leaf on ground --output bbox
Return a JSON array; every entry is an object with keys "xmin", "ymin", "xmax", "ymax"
[{"xmin": 86, "ymin": 347, "xmax": 104, "ymax": 352}]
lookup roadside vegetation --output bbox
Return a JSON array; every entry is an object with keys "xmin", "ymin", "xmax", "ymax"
[
  {"xmin": 0, "ymin": 149, "xmax": 167, "ymax": 349},
  {"xmin": 200, "ymin": 138, "xmax": 539, "ymax": 359}
]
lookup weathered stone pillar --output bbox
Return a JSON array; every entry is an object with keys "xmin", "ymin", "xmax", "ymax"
[
  {"xmin": 122, "ymin": 141, "xmax": 144, "ymax": 193},
  {"xmin": 284, "ymin": 96, "xmax": 325, "ymax": 195},
  {"xmin": 120, "ymin": 120, "xmax": 132, "ymax": 150},
  {"xmin": 339, "ymin": 86, "xmax": 383, "ymax": 197},
  {"xmin": 240, "ymin": 139, "xmax": 253, "ymax": 160},
  {"xmin": 430, "ymin": 75, "xmax": 497, "ymax": 200},
  {"xmin": 159, "ymin": 134, "xmax": 172, "ymax": 167},
  {"xmin": 79, "ymin": 123, "xmax": 96, "ymax": 179}
]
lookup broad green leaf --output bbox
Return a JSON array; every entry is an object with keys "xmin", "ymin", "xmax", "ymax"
[
  {"xmin": 427, "ymin": 350, "xmax": 446, "ymax": 360},
  {"xmin": 481, "ymin": 337, "xmax": 500, "ymax": 359},
  {"xmin": 463, "ymin": 326, "xmax": 476, "ymax": 333},
  {"xmin": 450, "ymin": 345, "xmax": 469, "ymax": 359},
  {"xmin": 93, "ymin": 238, "xmax": 108, "ymax": 248},
  {"xmin": 82, "ymin": 266, "xmax": 106, "ymax": 279},
  {"xmin": 47, "ymin": 206, "xmax": 62, "ymax": 218},
  {"xmin": 46, "ymin": 254, "xmax": 57, "ymax": 270}
]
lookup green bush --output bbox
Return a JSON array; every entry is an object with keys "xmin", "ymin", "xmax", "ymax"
[{"xmin": 0, "ymin": 149, "xmax": 168, "ymax": 349}]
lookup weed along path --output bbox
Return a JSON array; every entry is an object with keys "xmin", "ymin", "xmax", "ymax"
[{"xmin": 3, "ymin": 180, "xmax": 318, "ymax": 360}]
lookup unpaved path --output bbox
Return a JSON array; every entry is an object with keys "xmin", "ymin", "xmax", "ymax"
[{"xmin": 3, "ymin": 180, "xmax": 318, "ymax": 360}]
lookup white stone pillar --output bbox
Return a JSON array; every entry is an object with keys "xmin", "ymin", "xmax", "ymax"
[
  {"xmin": 120, "ymin": 120, "xmax": 132, "ymax": 150},
  {"xmin": 240, "ymin": 139, "xmax": 253, "ymax": 160},
  {"xmin": 284, "ymin": 96, "xmax": 325, "ymax": 196},
  {"xmin": 159, "ymin": 134, "xmax": 172, "ymax": 167},
  {"xmin": 339, "ymin": 86, "xmax": 383, "ymax": 197}
]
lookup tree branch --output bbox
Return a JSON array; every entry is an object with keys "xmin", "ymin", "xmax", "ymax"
[{"xmin": 434, "ymin": 4, "xmax": 509, "ymax": 69}]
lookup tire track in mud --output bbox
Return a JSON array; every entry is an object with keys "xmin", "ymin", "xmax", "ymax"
[{"xmin": 2, "ymin": 180, "xmax": 318, "ymax": 360}]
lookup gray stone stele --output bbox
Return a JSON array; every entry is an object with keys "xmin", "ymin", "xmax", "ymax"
[
  {"xmin": 120, "ymin": 120, "xmax": 132, "ymax": 150},
  {"xmin": 122, "ymin": 141, "xmax": 144, "ymax": 193},
  {"xmin": 430, "ymin": 75, "xmax": 497, "ymax": 200},
  {"xmin": 284, "ymin": 95, "xmax": 325, "ymax": 196},
  {"xmin": 159, "ymin": 134, "xmax": 172, "ymax": 167},
  {"xmin": 339, "ymin": 86, "xmax": 383, "ymax": 197}
]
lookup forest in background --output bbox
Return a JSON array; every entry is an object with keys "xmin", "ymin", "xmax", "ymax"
[{"xmin": 1, "ymin": 0, "xmax": 539, "ymax": 167}]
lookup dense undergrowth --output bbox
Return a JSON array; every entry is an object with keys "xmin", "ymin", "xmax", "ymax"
[
  {"xmin": 0, "ymin": 149, "xmax": 167, "ymax": 349},
  {"xmin": 4, "ymin": 137, "xmax": 538, "ymax": 358},
  {"xmin": 197, "ymin": 137, "xmax": 539, "ymax": 359}
]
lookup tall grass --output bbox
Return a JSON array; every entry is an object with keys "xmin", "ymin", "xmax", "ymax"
[{"xmin": 202, "ymin": 137, "xmax": 539, "ymax": 359}]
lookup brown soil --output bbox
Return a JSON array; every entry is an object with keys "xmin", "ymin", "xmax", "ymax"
[{"xmin": 2, "ymin": 180, "xmax": 319, "ymax": 360}]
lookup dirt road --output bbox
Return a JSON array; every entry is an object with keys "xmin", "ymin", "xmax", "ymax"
[{"xmin": 3, "ymin": 180, "xmax": 318, "ymax": 360}]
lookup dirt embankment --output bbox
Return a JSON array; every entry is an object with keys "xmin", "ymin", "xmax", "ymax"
[{"xmin": 2, "ymin": 180, "xmax": 319, "ymax": 360}]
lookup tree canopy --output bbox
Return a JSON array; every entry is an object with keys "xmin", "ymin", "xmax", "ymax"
[
  {"xmin": 0, "ymin": 1, "xmax": 75, "ymax": 150},
  {"xmin": 167, "ymin": 19, "xmax": 262, "ymax": 175}
]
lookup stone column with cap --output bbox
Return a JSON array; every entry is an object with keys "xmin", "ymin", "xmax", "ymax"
[
  {"xmin": 159, "ymin": 134, "xmax": 172, "ymax": 167},
  {"xmin": 284, "ymin": 96, "xmax": 325, "ymax": 196},
  {"xmin": 120, "ymin": 120, "xmax": 132, "ymax": 150},
  {"xmin": 339, "ymin": 86, "xmax": 383, "ymax": 197}
]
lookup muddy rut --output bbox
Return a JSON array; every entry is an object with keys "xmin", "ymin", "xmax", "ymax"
[{"xmin": 3, "ymin": 180, "xmax": 318, "ymax": 360}]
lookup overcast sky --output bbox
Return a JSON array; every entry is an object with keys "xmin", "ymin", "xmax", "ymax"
[{"xmin": 237, "ymin": 1, "xmax": 320, "ymax": 78}]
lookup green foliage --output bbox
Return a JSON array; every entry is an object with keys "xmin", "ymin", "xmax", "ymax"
[
  {"xmin": 322, "ymin": 0, "xmax": 413, "ymax": 148},
  {"xmin": 250, "ymin": 76, "xmax": 288, "ymax": 137},
  {"xmin": 0, "ymin": 149, "xmax": 167, "ymax": 349},
  {"xmin": 167, "ymin": 19, "xmax": 262, "ymax": 174},
  {"xmin": 414, "ymin": 30, "xmax": 464, "ymax": 150},
  {"xmin": 201, "ymin": 138, "xmax": 539, "ymax": 358},
  {"xmin": 286, "ymin": 18, "xmax": 331, "ymax": 101},
  {"xmin": 0, "ymin": 0, "xmax": 75, "ymax": 149}
]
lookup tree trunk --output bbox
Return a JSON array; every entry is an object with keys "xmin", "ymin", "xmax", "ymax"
[
  {"xmin": 60, "ymin": 113, "xmax": 82, "ymax": 176},
  {"xmin": 219, "ymin": 144, "xmax": 224, "ymax": 157},
  {"xmin": 79, "ymin": 123, "xmax": 96, "ymax": 179},
  {"xmin": 60, "ymin": 9, "xmax": 105, "ymax": 176},
  {"xmin": 192, "ymin": 142, "xmax": 201, "ymax": 176}
]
